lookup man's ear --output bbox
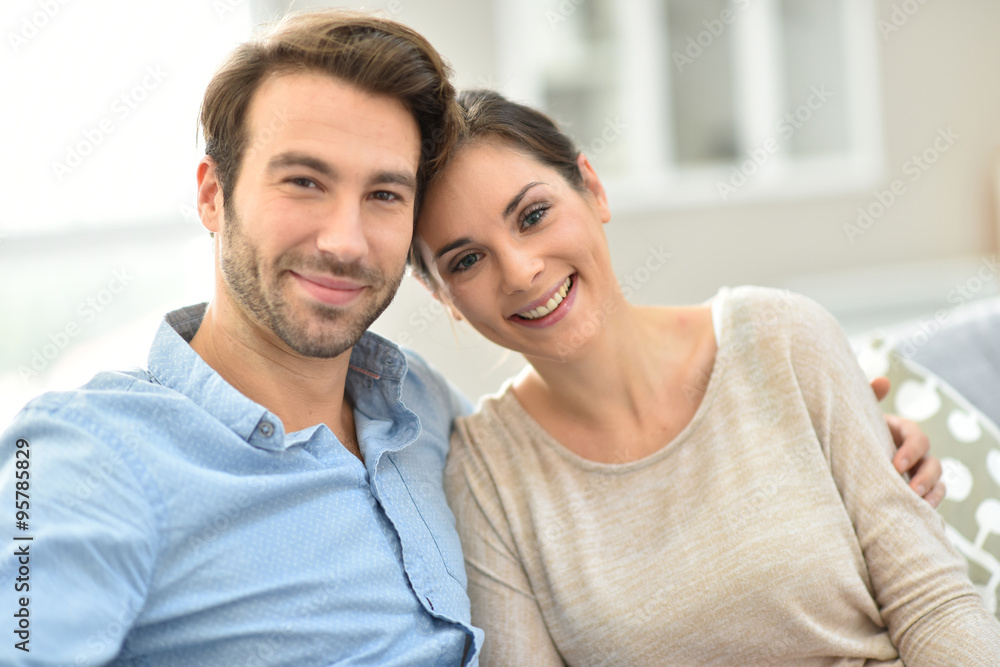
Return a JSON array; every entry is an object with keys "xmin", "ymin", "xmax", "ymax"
[
  {"xmin": 197, "ymin": 157, "xmax": 225, "ymax": 234},
  {"xmin": 576, "ymin": 152, "xmax": 611, "ymax": 224}
]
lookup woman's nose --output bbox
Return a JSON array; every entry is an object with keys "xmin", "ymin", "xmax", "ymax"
[{"xmin": 498, "ymin": 246, "xmax": 543, "ymax": 295}]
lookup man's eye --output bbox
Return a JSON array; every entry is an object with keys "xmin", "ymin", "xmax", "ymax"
[
  {"xmin": 371, "ymin": 191, "xmax": 398, "ymax": 202},
  {"xmin": 290, "ymin": 177, "xmax": 317, "ymax": 188}
]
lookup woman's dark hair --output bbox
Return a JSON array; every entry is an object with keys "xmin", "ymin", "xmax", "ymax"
[{"xmin": 451, "ymin": 89, "xmax": 584, "ymax": 190}]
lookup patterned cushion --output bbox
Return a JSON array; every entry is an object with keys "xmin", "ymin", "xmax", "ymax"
[{"xmin": 856, "ymin": 338, "xmax": 1000, "ymax": 618}]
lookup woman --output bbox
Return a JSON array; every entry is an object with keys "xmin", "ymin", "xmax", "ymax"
[{"xmin": 410, "ymin": 90, "xmax": 1000, "ymax": 665}]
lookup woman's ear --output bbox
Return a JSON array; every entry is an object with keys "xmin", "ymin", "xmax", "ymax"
[
  {"xmin": 576, "ymin": 153, "xmax": 611, "ymax": 223},
  {"xmin": 409, "ymin": 244, "xmax": 465, "ymax": 322},
  {"xmin": 416, "ymin": 277, "xmax": 465, "ymax": 322},
  {"xmin": 444, "ymin": 299, "xmax": 464, "ymax": 322}
]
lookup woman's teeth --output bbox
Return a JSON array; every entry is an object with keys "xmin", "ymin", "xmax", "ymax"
[{"xmin": 517, "ymin": 277, "xmax": 572, "ymax": 320}]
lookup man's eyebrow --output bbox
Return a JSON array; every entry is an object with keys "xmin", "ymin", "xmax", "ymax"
[
  {"xmin": 434, "ymin": 237, "xmax": 473, "ymax": 260},
  {"xmin": 372, "ymin": 170, "xmax": 417, "ymax": 192},
  {"xmin": 503, "ymin": 182, "xmax": 543, "ymax": 219},
  {"xmin": 265, "ymin": 153, "xmax": 416, "ymax": 192},
  {"xmin": 266, "ymin": 152, "xmax": 335, "ymax": 176}
]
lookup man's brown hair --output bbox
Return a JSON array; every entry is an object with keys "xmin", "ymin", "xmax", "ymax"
[{"xmin": 200, "ymin": 10, "xmax": 461, "ymax": 214}]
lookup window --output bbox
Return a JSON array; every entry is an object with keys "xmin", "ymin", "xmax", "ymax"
[{"xmin": 495, "ymin": 0, "xmax": 884, "ymax": 209}]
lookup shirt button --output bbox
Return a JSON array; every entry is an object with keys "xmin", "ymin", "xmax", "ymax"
[{"xmin": 259, "ymin": 421, "xmax": 275, "ymax": 437}]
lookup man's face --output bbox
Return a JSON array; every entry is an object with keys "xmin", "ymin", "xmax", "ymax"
[{"xmin": 214, "ymin": 72, "xmax": 420, "ymax": 358}]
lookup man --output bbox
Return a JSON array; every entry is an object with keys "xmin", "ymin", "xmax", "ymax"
[
  {"xmin": 0, "ymin": 9, "xmax": 940, "ymax": 666},
  {"xmin": 1, "ymin": 12, "xmax": 478, "ymax": 665}
]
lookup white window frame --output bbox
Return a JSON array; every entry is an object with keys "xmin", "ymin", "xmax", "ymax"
[{"xmin": 493, "ymin": 0, "xmax": 886, "ymax": 212}]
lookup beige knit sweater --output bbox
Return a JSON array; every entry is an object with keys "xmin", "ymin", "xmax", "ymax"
[{"xmin": 444, "ymin": 287, "xmax": 1000, "ymax": 666}]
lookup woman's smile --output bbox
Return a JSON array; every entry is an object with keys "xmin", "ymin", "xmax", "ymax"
[{"xmin": 509, "ymin": 274, "xmax": 576, "ymax": 328}]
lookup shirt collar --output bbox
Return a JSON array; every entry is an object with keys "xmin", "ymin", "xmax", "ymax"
[{"xmin": 146, "ymin": 304, "xmax": 417, "ymax": 453}]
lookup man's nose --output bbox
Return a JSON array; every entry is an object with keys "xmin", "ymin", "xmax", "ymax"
[{"xmin": 315, "ymin": 199, "xmax": 368, "ymax": 262}]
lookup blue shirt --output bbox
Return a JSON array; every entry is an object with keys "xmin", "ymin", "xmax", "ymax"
[{"xmin": 0, "ymin": 304, "xmax": 483, "ymax": 666}]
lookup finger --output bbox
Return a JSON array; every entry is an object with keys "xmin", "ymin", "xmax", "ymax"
[
  {"xmin": 887, "ymin": 416, "xmax": 930, "ymax": 473},
  {"xmin": 871, "ymin": 376, "xmax": 891, "ymax": 403},
  {"xmin": 923, "ymin": 480, "xmax": 947, "ymax": 509},
  {"xmin": 908, "ymin": 455, "xmax": 943, "ymax": 497}
]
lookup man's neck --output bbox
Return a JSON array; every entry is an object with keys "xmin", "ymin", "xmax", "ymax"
[{"xmin": 189, "ymin": 299, "xmax": 359, "ymax": 454}]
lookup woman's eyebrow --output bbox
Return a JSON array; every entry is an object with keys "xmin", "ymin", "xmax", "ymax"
[
  {"xmin": 433, "ymin": 182, "xmax": 547, "ymax": 260},
  {"xmin": 503, "ymin": 182, "xmax": 543, "ymax": 219},
  {"xmin": 434, "ymin": 237, "xmax": 472, "ymax": 260}
]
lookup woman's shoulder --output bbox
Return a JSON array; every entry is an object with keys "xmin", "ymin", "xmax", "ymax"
[
  {"xmin": 451, "ymin": 381, "xmax": 532, "ymax": 458},
  {"xmin": 445, "ymin": 382, "xmax": 545, "ymax": 501},
  {"xmin": 713, "ymin": 286, "xmax": 842, "ymax": 341}
]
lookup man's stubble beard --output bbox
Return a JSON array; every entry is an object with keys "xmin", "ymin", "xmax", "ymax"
[{"xmin": 219, "ymin": 201, "xmax": 405, "ymax": 359}]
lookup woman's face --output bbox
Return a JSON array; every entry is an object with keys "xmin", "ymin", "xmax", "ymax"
[{"xmin": 413, "ymin": 140, "xmax": 615, "ymax": 360}]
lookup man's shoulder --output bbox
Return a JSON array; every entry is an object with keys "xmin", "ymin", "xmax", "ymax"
[
  {"xmin": 352, "ymin": 330, "xmax": 471, "ymax": 420},
  {"xmin": 9, "ymin": 366, "xmax": 186, "ymax": 444},
  {"xmin": 401, "ymin": 347, "xmax": 471, "ymax": 416}
]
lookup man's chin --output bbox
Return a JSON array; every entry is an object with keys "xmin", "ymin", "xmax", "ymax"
[
  {"xmin": 269, "ymin": 318, "xmax": 359, "ymax": 359},
  {"xmin": 267, "ymin": 301, "xmax": 383, "ymax": 360}
]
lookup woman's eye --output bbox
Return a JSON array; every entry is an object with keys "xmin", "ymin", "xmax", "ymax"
[
  {"xmin": 521, "ymin": 205, "xmax": 548, "ymax": 229},
  {"xmin": 451, "ymin": 253, "xmax": 482, "ymax": 273}
]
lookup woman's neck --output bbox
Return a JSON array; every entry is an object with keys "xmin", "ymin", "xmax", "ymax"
[{"xmin": 512, "ymin": 301, "xmax": 717, "ymax": 463}]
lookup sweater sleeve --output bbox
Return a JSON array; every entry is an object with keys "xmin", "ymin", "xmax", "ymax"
[
  {"xmin": 787, "ymin": 293, "xmax": 1000, "ymax": 664},
  {"xmin": 443, "ymin": 426, "xmax": 565, "ymax": 667}
]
